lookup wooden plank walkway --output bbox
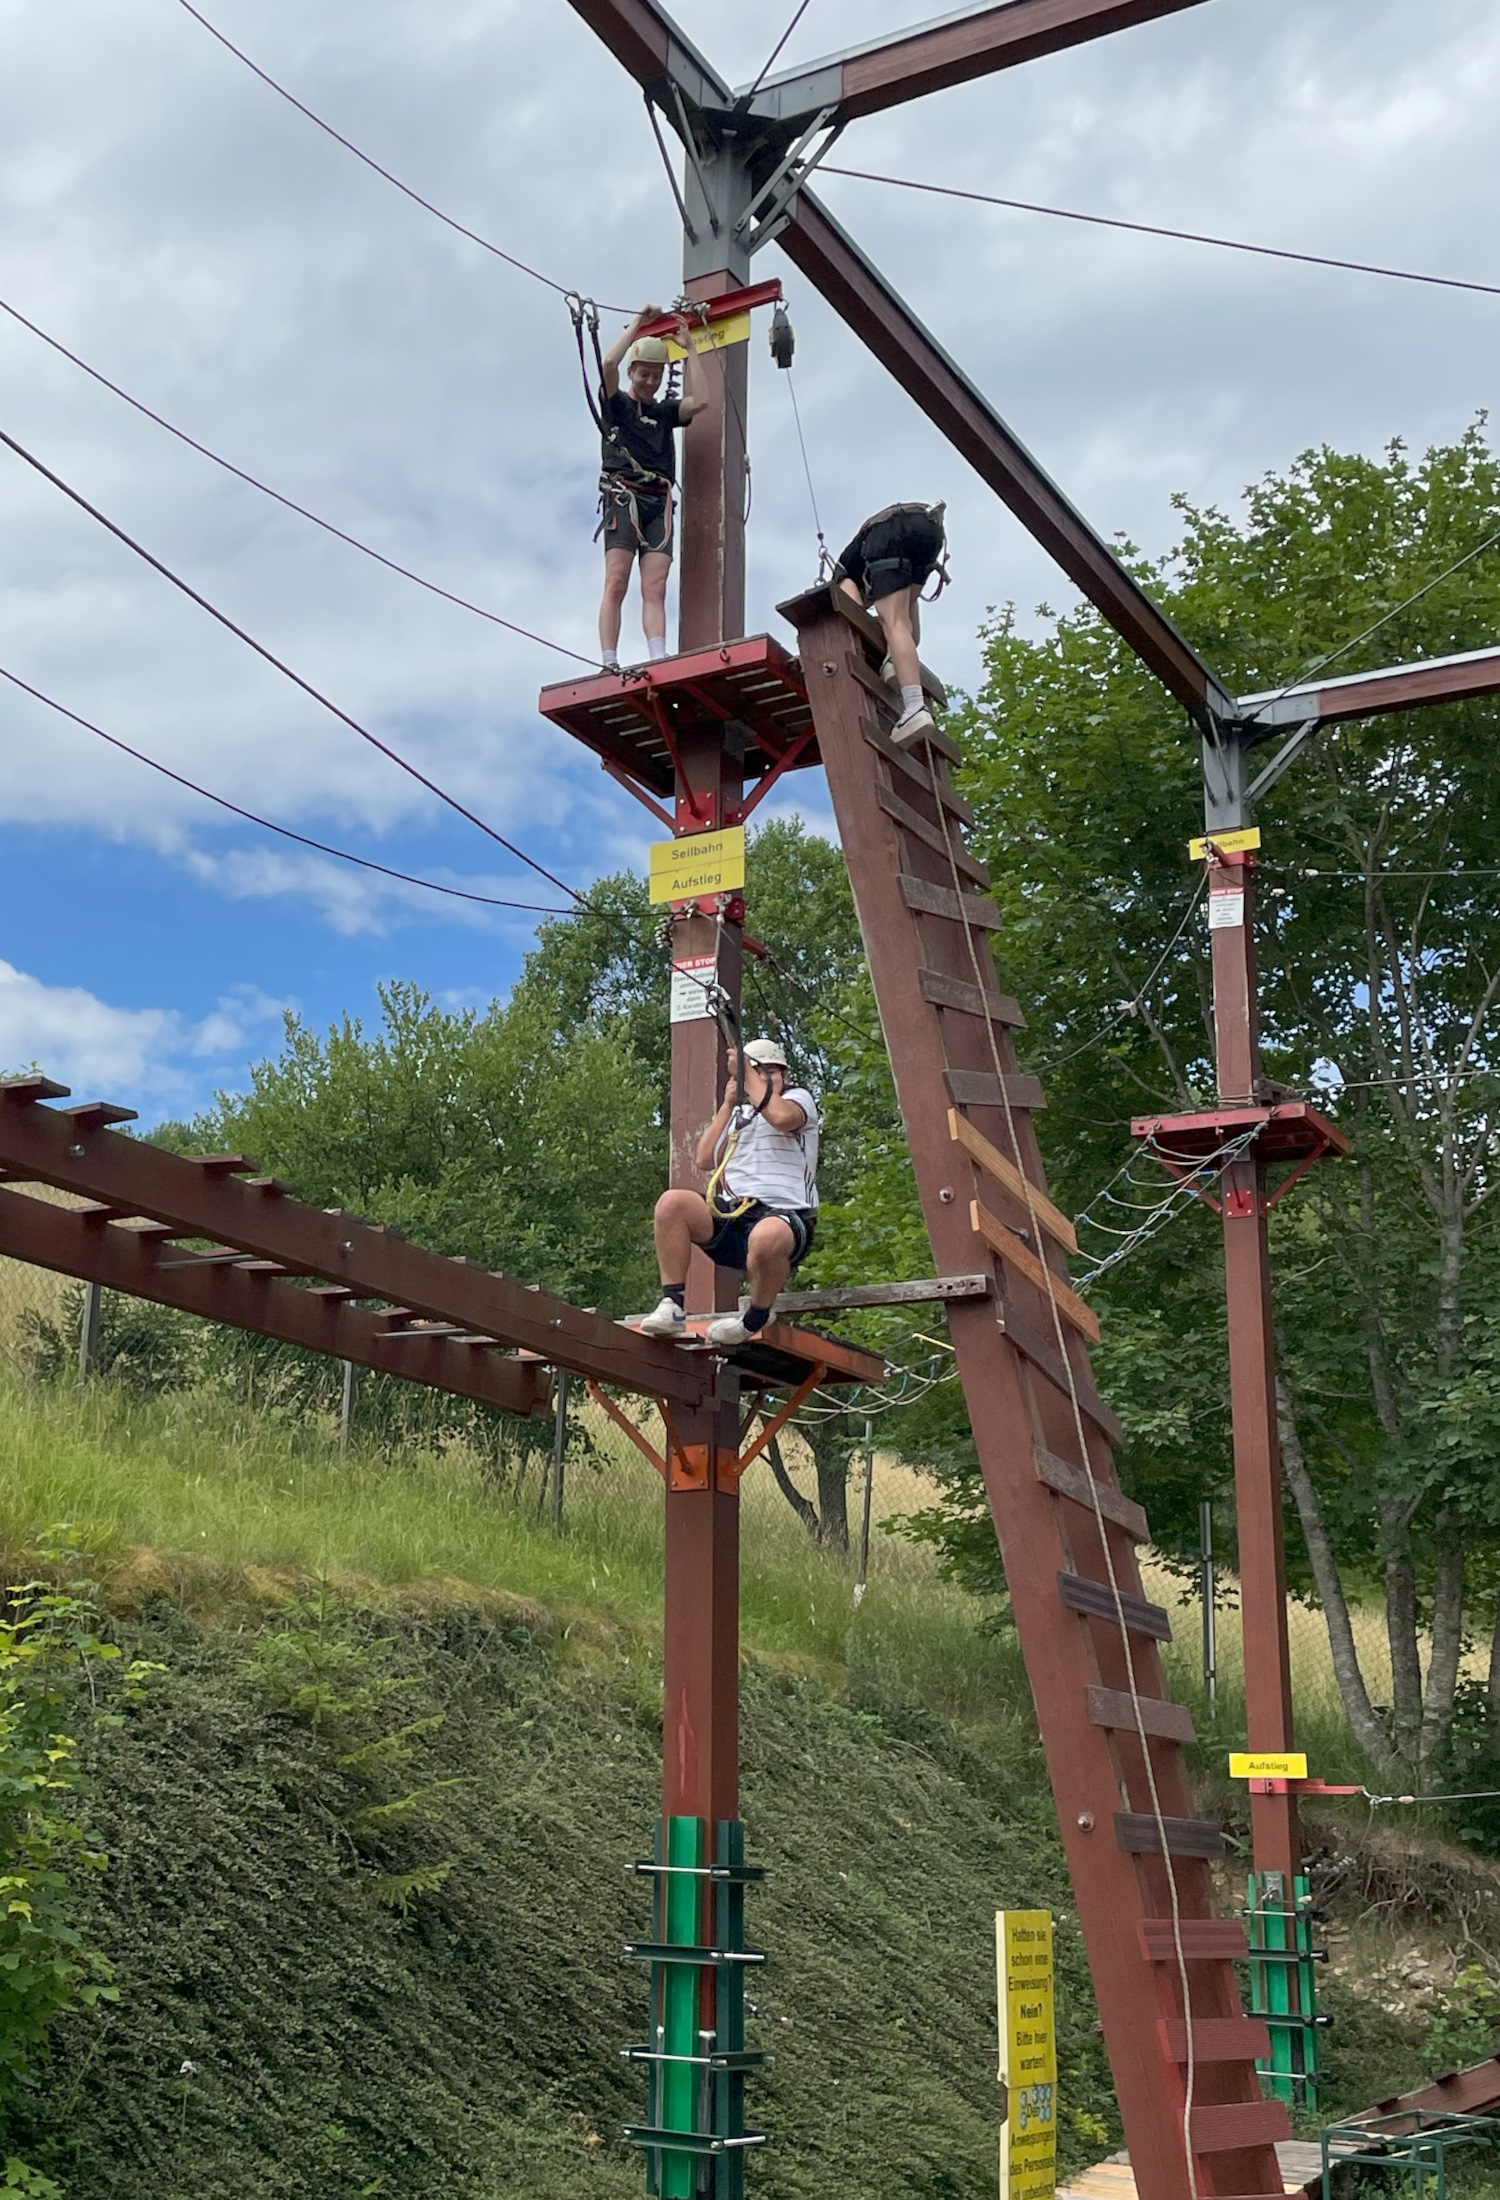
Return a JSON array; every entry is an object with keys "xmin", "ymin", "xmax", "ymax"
[{"xmin": 1059, "ymin": 2138, "xmax": 1358, "ymax": 2200}]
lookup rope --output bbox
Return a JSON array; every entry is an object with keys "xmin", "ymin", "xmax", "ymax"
[
  {"xmin": 0, "ymin": 423, "xmax": 582, "ymax": 904},
  {"xmin": 0, "ymin": 292, "xmax": 603, "ymax": 670},
  {"xmin": 785, "ymin": 370, "xmax": 831, "ymax": 576},
  {"xmin": 1036, "ymin": 876, "xmax": 1207, "ymax": 1074},
  {"xmin": 917, "ymin": 722, "xmax": 1203, "ymax": 2200},
  {"xmin": 175, "ymin": 0, "xmax": 629, "ymax": 309}
]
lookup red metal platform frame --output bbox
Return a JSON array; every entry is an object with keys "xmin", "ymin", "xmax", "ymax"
[
  {"xmin": 538, "ymin": 635, "xmax": 816, "ymax": 831},
  {"xmin": 1131, "ymin": 1100, "xmax": 1351, "ymax": 1213}
]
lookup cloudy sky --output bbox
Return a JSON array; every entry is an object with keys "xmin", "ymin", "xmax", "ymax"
[{"xmin": 0, "ymin": 0, "xmax": 1494, "ymax": 1118}]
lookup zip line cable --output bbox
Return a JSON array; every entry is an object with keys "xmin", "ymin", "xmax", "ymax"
[
  {"xmin": 0, "ymin": 294, "xmax": 602, "ymax": 670},
  {"xmin": 0, "ymin": 665, "xmax": 574, "ymax": 918},
  {"xmin": 822, "ymin": 164, "xmax": 1500, "ymax": 304},
  {"xmin": 0, "ymin": 422, "xmax": 583, "ymax": 904},
  {"xmin": 1241, "ymin": 515, "xmax": 1500, "ymax": 722},
  {"xmin": 1036, "ymin": 875, "xmax": 1208, "ymax": 1074},
  {"xmin": 175, "ymin": 0, "xmax": 628, "ymax": 310}
]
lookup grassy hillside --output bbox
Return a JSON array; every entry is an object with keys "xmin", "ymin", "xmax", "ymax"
[{"xmin": 0, "ymin": 1366, "xmax": 1445, "ymax": 2197}]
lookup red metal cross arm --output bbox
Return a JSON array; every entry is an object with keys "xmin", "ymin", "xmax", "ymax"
[{"xmin": 744, "ymin": 0, "xmax": 1215, "ymax": 125}]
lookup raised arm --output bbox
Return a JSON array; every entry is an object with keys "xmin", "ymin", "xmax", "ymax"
[
  {"xmin": 694, "ymin": 1083, "xmax": 739, "ymax": 1172},
  {"xmin": 600, "ymin": 304, "xmax": 660, "ymax": 400}
]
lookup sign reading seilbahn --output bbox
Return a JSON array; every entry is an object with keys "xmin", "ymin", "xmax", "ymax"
[
  {"xmin": 997, "ymin": 1909, "xmax": 1057, "ymax": 2200},
  {"xmin": 648, "ymin": 826, "xmax": 747, "ymax": 906}
]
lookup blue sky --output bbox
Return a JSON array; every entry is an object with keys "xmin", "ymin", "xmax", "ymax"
[{"xmin": 0, "ymin": 0, "xmax": 1496, "ymax": 1121}]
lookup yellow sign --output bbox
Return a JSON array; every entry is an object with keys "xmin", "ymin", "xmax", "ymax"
[
  {"xmin": 648, "ymin": 826, "xmax": 746, "ymax": 906},
  {"xmin": 664, "ymin": 312, "xmax": 752, "ymax": 359},
  {"xmin": 1229, "ymin": 1751, "xmax": 1308, "ymax": 1780},
  {"xmin": 1188, "ymin": 825, "xmax": 1262, "ymax": 861},
  {"xmin": 997, "ymin": 1910, "xmax": 1056, "ymax": 2200}
]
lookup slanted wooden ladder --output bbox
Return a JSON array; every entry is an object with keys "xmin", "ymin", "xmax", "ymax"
[{"xmin": 782, "ymin": 584, "xmax": 1288, "ymax": 2200}]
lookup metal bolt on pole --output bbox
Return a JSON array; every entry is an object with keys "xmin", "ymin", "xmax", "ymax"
[
  {"xmin": 338, "ymin": 1359, "xmax": 356, "ymax": 1455},
  {"xmin": 76, "ymin": 1279, "xmax": 102, "ymax": 1387},
  {"xmin": 1200, "ymin": 1496, "xmax": 1217, "ymax": 1709},
  {"xmin": 551, "ymin": 1369, "xmax": 569, "ymax": 1532}
]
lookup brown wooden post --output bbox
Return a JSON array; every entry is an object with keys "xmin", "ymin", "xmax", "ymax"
[
  {"xmin": 662, "ymin": 261, "xmax": 748, "ymax": 1835},
  {"xmin": 1208, "ymin": 851, "xmax": 1300, "ymax": 1889}
]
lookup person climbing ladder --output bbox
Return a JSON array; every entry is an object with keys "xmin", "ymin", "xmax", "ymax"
[
  {"xmin": 832, "ymin": 500, "xmax": 948, "ymax": 746},
  {"xmin": 594, "ymin": 305, "xmax": 709, "ymax": 671},
  {"xmin": 639, "ymin": 1038, "xmax": 820, "ymax": 1349}
]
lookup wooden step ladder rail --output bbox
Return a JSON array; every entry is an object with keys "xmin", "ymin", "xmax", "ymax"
[{"xmin": 782, "ymin": 585, "xmax": 1286, "ymax": 2200}]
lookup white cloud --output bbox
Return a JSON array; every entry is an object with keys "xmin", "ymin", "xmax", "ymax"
[{"xmin": 0, "ymin": 960, "xmax": 287, "ymax": 1105}]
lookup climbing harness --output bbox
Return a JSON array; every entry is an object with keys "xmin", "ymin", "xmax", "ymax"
[
  {"xmin": 920, "ymin": 500, "xmax": 951, "ymax": 601},
  {"xmin": 566, "ymin": 293, "xmax": 678, "ymax": 554}
]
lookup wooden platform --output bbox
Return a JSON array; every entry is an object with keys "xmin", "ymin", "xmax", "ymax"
[
  {"xmin": 1131, "ymin": 1099, "xmax": 1351, "ymax": 1169},
  {"xmin": 1059, "ymin": 2137, "xmax": 1363, "ymax": 2200},
  {"xmin": 620, "ymin": 1313, "xmax": 884, "ymax": 1391},
  {"xmin": 538, "ymin": 635, "xmax": 815, "ymax": 806}
]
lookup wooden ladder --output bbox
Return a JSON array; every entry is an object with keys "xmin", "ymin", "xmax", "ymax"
[{"xmin": 783, "ymin": 585, "xmax": 1288, "ymax": 2200}]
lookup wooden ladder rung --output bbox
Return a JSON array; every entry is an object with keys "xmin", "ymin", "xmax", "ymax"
[
  {"xmin": 973, "ymin": 1200, "xmax": 1097, "ymax": 1340},
  {"xmin": 1088, "ymin": 1685, "xmax": 1194, "ymax": 1743},
  {"xmin": 899, "ymin": 873, "xmax": 1002, "ymax": 929},
  {"xmin": 951, "ymin": 1110, "xmax": 1074, "ymax": 1250},
  {"xmin": 1059, "ymin": 1571, "xmax": 1171, "ymax": 1640},
  {"xmin": 1189, "ymin": 2101, "xmax": 1293, "ymax": 2153},
  {"xmin": 1159, "ymin": 2016, "xmax": 1272, "ymax": 2064},
  {"xmin": 1140, "ymin": 1918, "xmax": 1249, "ymax": 1962},
  {"xmin": 921, "ymin": 967, "xmax": 1025, "ymax": 1027},
  {"xmin": 1116, "ymin": 1813, "xmax": 1224, "ymax": 1860},
  {"xmin": 947, "ymin": 1068, "xmax": 1048, "ymax": 1113},
  {"xmin": 877, "ymin": 784, "xmax": 991, "ymax": 884},
  {"xmin": 1036, "ymin": 1448, "xmax": 1148, "ymax": 1539},
  {"xmin": 863, "ymin": 719, "xmax": 975, "ymax": 821},
  {"xmin": 999, "ymin": 1308, "xmax": 1124, "ymax": 1442}
]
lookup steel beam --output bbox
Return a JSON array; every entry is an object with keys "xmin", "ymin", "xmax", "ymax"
[
  {"xmin": 1238, "ymin": 642, "xmax": 1500, "ymax": 730},
  {"xmin": 744, "ymin": 0, "xmax": 1213, "ymax": 125},
  {"xmin": 562, "ymin": 0, "xmax": 728, "ymax": 106},
  {"xmin": 778, "ymin": 189, "xmax": 1231, "ymax": 715},
  {"xmin": 0, "ymin": 1079, "xmax": 712, "ymax": 1408},
  {"xmin": 0, "ymin": 1184, "xmax": 551, "ymax": 1418}
]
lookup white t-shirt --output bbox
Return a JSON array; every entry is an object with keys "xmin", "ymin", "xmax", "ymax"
[{"xmin": 717, "ymin": 1088, "xmax": 820, "ymax": 1212}]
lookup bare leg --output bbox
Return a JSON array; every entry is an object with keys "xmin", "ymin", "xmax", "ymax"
[
  {"xmin": 744, "ymin": 1216, "xmax": 795, "ymax": 1313},
  {"xmin": 639, "ymin": 551, "xmax": 671, "ymax": 649},
  {"xmin": 654, "ymin": 1188, "xmax": 714, "ymax": 1286},
  {"xmin": 872, "ymin": 587, "xmax": 921, "ymax": 689},
  {"xmin": 599, "ymin": 547, "xmax": 634, "ymax": 656}
]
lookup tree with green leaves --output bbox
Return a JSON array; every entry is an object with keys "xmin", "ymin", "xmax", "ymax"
[{"xmin": 934, "ymin": 421, "xmax": 1500, "ymax": 1782}]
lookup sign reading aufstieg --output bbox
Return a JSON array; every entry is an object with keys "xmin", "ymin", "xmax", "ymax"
[
  {"xmin": 997, "ymin": 1909, "xmax": 1057, "ymax": 2200},
  {"xmin": 648, "ymin": 826, "xmax": 746, "ymax": 906}
]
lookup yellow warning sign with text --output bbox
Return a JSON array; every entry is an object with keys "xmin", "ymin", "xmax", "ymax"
[
  {"xmin": 1229, "ymin": 1751, "xmax": 1308, "ymax": 1780},
  {"xmin": 997, "ymin": 1909, "xmax": 1056, "ymax": 2200},
  {"xmin": 648, "ymin": 826, "xmax": 746, "ymax": 906},
  {"xmin": 1188, "ymin": 825, "xmax": 1262, "ymax": 861},
  {"xmin": 665, "ymin": 312, "xmax": 752, "ymax": 359}
]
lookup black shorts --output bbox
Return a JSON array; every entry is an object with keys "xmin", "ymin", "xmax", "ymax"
[
  {"xmin": 839, "ymin": 504, "xmax": 945, "ymax": 604},
  {"xmin": 703, "ymin": 1200, "xmax": 817, "ymax": 1273},
  {"xmin": 600, "ymin": 483, "xmax": 674, "ymax": 558}
]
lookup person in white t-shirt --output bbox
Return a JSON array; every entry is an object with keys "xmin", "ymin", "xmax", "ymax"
[{"xmin": 639, "ymin": 1037, "xmax": 820, "ymax": 1349}]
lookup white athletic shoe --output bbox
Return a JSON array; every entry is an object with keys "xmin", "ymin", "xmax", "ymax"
[
  {"xmin": 707, "ymin": 1312, "xmax": 756, "ymax": 1349},
  {"xmin": 892, "ymin": 703, "xmax": 936, "ymax": 749},
  {"xmin": 879, "ymin": 655, "xmax": 896, "ymax": 685},
  {"xmin": 638, "ymin": 1297, "xmax": 688, "ymax": 1337}
]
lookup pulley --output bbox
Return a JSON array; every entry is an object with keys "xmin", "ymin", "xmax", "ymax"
[{"xmin": 768, "ymin": 303, "xmax": 795, "ymax": 370}]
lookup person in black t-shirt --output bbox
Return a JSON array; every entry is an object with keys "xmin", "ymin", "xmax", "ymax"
[
  {"xmin": 833, "ymin": 502, "xmax": 947, "ymax": 747},
  {"xmin": 596, "ymin": 304, "xmax": 708, "ymax": 671}
]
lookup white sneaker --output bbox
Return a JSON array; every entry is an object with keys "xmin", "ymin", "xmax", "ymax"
[
  {"xmin": 879, "ymin": 655, "xmax": 896, "ymax": 685},
  {"xmin": 638, "ymin": 1297, "xmax": 688, "ymax": 1337},
  {"xmin": 892, "ymin": 703, "xmax": 936, "ymax": 749},
  {"xmin": 707, "ymin": 1312, "xmax": 755, "ymax": 1349}
]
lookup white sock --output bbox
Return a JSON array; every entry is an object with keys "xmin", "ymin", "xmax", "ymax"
[
  {"xmin": 900, "ymin": 684, "xmax": 924, "ymax": 718},
  {"xmin": 601, "ymin": 648, "xmax": 619, "ymax": 669},
  {"xmin": 648, "ymin": 636, "xmax": 668, "ymax": 662}
]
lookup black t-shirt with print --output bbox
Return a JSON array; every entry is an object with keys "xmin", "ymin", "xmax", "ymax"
[{"xmin": 601, "ymin": 389, "xmax": 683, "ymax": 484}]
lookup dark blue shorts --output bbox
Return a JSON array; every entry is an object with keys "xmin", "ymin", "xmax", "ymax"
[{"xmin": 703, "ymin": 1200, "xmax": 817, "ymax": 1273}]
